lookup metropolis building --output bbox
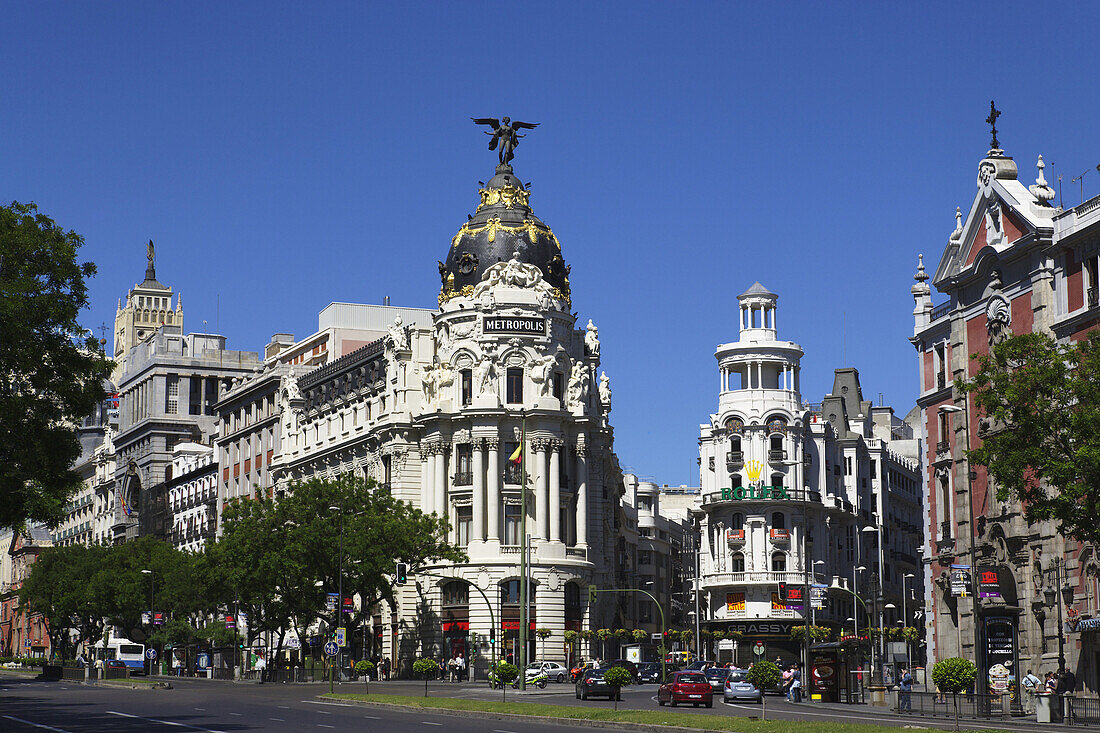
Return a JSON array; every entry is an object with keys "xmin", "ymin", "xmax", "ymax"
[{"xmin": 268, "ymin": 151, "xmax": 628, "ymax": 674}]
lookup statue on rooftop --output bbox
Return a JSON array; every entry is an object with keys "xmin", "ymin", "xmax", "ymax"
[{"xmin": 471, "ymin": 116, "xmax": 539, "ymax": 167}]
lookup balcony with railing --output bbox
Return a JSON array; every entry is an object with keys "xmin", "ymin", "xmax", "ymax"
[
  {"xmin": 453, "ymin": 471, "xmax": 473, "ymax": 487},
  {"xmin": 768, "ymin": 449, "xmax": 788, "ymax": 463},
  {"xmin": 931, "ymin": 301, "xmax": 952, "ymax": 321},
  {"xmin": 700, "ymin": 570, "xmax": 810, "ymax": 589},
  {"xmin": 726, "ymin": 451, "xmax": 744, "ymax": 471},
  {"xmin": 504, "ymin": 465, "xmax": 522, "ymax": 485}
]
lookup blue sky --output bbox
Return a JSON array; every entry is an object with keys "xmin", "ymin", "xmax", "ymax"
[{"xmin": 3, "ymin": 1, "xmax": 1098, "ymax": 486}]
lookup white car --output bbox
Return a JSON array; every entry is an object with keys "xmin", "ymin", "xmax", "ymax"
[{"xmin": 525, "ymin": 661, "xmax": 569, "ymax": 683}]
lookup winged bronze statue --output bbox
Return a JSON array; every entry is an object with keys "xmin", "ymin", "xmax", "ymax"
[{"xmin": 471, "ymin": 116, "xmax": 539, "ymax": 166}]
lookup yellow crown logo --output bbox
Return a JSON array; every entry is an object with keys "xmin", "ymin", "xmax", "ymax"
[{"xmin": 744, "ymin": 460, "xmax": 763, "ymax": 482}]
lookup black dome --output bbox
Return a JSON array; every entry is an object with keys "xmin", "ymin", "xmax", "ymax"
[{"xmin": 438, "ymin": 164, "xmax": 570, "ymax": 304}]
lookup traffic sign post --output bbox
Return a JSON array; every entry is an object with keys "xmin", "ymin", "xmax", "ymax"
[
  {"xmin": 335, "ymin": 627, "xmax": 347, "ymax": 648},
  {"xmin": 324, "ymin": 641, "xmax": 339, "ymax": 657},
  {"xmin": 146, "ymin": 648, "xmax": 157, "ymax": 660}
]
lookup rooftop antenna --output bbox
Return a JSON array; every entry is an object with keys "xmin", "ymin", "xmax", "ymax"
[
  {"xmin": 1070, "ymin": 165, "xmax": 1100, "ymax": 204},
  {"xmin": 1057, "ymin": 173, "xmax": 1064, "ymax": 209}
]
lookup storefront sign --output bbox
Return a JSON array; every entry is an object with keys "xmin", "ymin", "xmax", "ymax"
[
  {"xmin": 811, "ymin": 586, "xmax": 827, "ymax": 609},
  {"xmin": 729, "ymin": 620, "xmax": 795, "ymax": 636},
  {"xmin": 979, "ymin": 569, "xmax": 1001, "ymax": 598},
  {"xmin": 483, "ymin": 317, "xmax": 545, "ymax": 335},
  {"xmin": 720, "ymin": 485, "xmax": 791, "ymax": 501}
]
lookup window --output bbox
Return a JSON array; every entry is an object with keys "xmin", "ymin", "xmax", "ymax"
[
  {"xmin": 731, "ymin": 513, "xmax": 744, "ymax": 529},
  {"xmin": 732, "ymin": 474, "xmax": 743, "ymax": 489},
  {"xmin": 934, "ymin": 342, "xmax": 948, "ymax": 389},
  {"xmin": 189, "ymin": 376, "xmax": 203, "ymax": 415},
  {"xmin": 504, "ymin": 442, "xmax": 521, "ymax": 484},
  {"xmin": 772, "ymin": 552, "xmax": 787, "ymax": 572},
  {"xmin": 460, "ymin": 369, "xmax": 472, "ymax": 406},
  {"xmin": 501, "ymin": 580, "xmax": 520, "ymax": 605},
  {"xmin": 639, "ymin": 550, "xmax": 653, "ymax": 565},
  {"xmin": 845, "ymin": 457, "xmax": 853, "ymax": 475},
  {"xmin": 455, "ymin": 444, "xmax": 472, "ymax": 485},
  {"xmin": 771, "ymin": 473, "xmax": 784, "ymax": 488},
  {"xmin": 504, "ymin": 504, "xmax": 521, "ymax": 545},
  {"xmin": 456, "ymin": 507, "xmax": 472, "ymax": 546},
  {"xmin": 770, "ymin": 434, "xmax": 784, "ymax": 452},
  {"xmin": 639, "ymin": 497, "xmax": 653, "ymax": 512},
  {"xmin": 730, "ymin": 435, "xmax": 742, "ymax": 453},
  {"xmin": 552, "ymin": 372, "xmax": 564, "ymax": 400},
  {"xmin": 506, "ymin": 367, "xmax": 523, "ymax": 404},
  {"xmin": 165, "ymin": 374, "xmax": 179, "ymax": 414},
  {"xmin": 731, "ymin": 552, "xmax": 745, "ymax": 572},
  {"xmin": 772, "ymin": 512, "xmax": 786, "ymax": 529},
  {"xmin": 565, "ymin": 583, "xmax": 581, "ymax": 611}
]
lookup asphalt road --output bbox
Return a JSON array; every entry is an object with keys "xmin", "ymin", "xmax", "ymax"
[{"xmin": 0, "ymin": 672, "xmax": 1062, "ymax": 733}]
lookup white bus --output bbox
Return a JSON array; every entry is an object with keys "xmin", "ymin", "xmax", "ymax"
[{"xmin": 93, "ymin": 635, "xmax": 146, "ymax": 674}]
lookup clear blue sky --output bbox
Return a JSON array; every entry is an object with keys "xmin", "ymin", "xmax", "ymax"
[{"xmin": 4, "ymin": 2, "xmax": 1097, "ymax": 486}]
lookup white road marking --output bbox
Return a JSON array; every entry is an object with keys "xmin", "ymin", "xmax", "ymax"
[
  {"xmin": 1, "ymin": 714, "xmax": 74, "ymax": 732},
  {"xmin": 228, "ymin": 712, "xmax": 242, "ymax": 716},
  {"xmin": 278, "ymin": 705, "xmax": 290, "ymax": 708},
  {"xmin": 270, "ymin": 718, "xmax": 285, "ymax": 722},
  {"xmin": 364, "ymin": 715, "xmax": 380, "ymax": 719},
  {"xmin": 194, "ymin": 707, "xmax": 206, "ymax": 711},
  {"xmin": 302, "ymin": 700, "xmax": 356, "ymax": 707},
  {"xmin": 106, "ymin": 710, "xmax": 227, "ymax": 733},
  {"xmin": 318, "ymin": 726, "xmax": 335, "ymax": 729},
  {"xmin": 493, "ymin": 730, "xmax": 521, "ymax": 733},
  {"xmin": 421, "ymin": 723, "xmax": 442, "ymax": 727}
]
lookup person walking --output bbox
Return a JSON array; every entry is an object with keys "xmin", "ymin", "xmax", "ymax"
[
  {"xmin": 790, "ymin": 664, "xmax": 803, "ymax": 703},
  {"xmin": 898, "ymin": 666, "xmax": 913, "ymax": 712},
  {"xmin": 1022, "ymin": 669, "xmax": 1041, "ymax": 714}
]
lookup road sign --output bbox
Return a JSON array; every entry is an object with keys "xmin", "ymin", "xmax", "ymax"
[
  {"xmin": 145, "ymin": 648, "xmax": 157, "ymax": 660},
  {"xmin": 326, "ymin": 593, "xmax": 339, "ymax": 611},
  {"xmin": 141, "ymin": 611, "xmax": 151, "ymax": 625},
  {"xmin": 335, "ymin": 627, "xmax": 347, "ymax": 648},
  {"xmin": 225, "ymin": 614, "xmax": 236, "ymax": 629},
  {"xmin": 323, "ymin": 641, "xmax": 339, "ymax": 657},
  {"xmin": 651, "ymin": 632, "xmax": 663, "ymax": 641}
]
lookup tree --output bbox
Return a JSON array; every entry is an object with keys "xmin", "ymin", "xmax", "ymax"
[
  {"xmin": 536, "ymin": 627, "xmax": 552, "ymax": 660},
  {"xmin": 746, "ymin": 660, "xmax": 782, "ymax": 720},
  {"xmin": 0, "ymin": 201, "xmax": 112, "ymax": 528},
  {"xmin": 492, "ymin": 660, "xmax": 518, "ymax": 701},
  {"xmin": 413, "ymin": 657, "xmax": 439, "ymax": 696},
  {"xmin": 932, "ymin": 657, "xmax": 976, "ymax": 731},
  {"xmin": 962, "ymin": 331, "xmax": 1100, "ymax": 545},
  {"xmin": 355, "ymin": 659, "xmax": 374, "ymax": 693},
  {"xmin": 603, "ymin": 665, "xmax": 631, "ymax": 709}
]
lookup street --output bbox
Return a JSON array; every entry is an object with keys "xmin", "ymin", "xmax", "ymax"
[{"xmin": 0, "ymin": 671, "xmax": 1067, "ymax": 732}]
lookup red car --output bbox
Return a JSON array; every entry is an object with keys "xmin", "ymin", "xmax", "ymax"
[{"xmin": 658, "ymin": 670, "xmax": 714, "ymax": 708}]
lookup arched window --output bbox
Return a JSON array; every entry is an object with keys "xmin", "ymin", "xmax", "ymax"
[
  {"xmin": 442, "ymin": 581, "xmax": 468, "ymax": 607},
  {"xmin": 500, "ymin": 580, "xmax": 520, "ymax": 605},
  {"xmin": 565, "ymin": 582, "xmax": 581, "ymax": 610},
  {"xmin": 731, "ymin": 552, "xmax": 745, "ymax": 572},
  {"xmin": 731, "ymin": 513, "xmax": 744, "ymax": 529},
  {"xmin": 770, "ymin": 434, "xmax": 784, "ymax": 452},
  {"xmin": 772, "ymin": 511, "xmax": 786, "ymax": 529},
  {"xmin": 730, "ymin": 435, "xmax": 742, "ymax": 453},
  {"xmin": 772, "ymin": 552, "xmax": 787, "ymax": 572}
]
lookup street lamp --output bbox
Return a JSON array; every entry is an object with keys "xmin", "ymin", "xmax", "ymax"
[
  {"xmin": 855, "ymin": 565, "xmax": 866, "ymax": 699},
  {"xmin": 141, "ymin": 569, "xmax": 154, "ymax": 676},
  {"xmin": 1043, "ymin": 558, "xmax": 1074, "ymax": 675},
  {"xmin": 939, "ymin": 403, "xmax": 983, "ymax": 685},
  {"xmin": 643, "ymin": 581, "xmax": 668, "ymax": 682},
  {"xmin": 329, "ymin": 504, "xmax": 344, "ymax": 685},
  {"xmin": 861, "ymin": 525, "xmax": 884, "ymax": 683},
  {"xmin": 902, "ymin": 572, "xmax": 915, "ymax": 674},
  {"xmin": 812, "ymin": 560, "xmax": 826, "ymax": 628}
]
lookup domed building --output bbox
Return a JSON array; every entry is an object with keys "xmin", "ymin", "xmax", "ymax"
[{"xmin": 272, "ymin": 147, "xmax": 628, "ymax": 675}]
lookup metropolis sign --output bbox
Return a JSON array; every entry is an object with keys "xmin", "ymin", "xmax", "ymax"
[{"xmin": 483, "ymin": 317, "xmax": 545, "ymax": 335}]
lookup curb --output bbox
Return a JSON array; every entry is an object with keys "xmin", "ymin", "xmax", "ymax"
[{"xmin": 315, "ymin": 695, "xmax": 745, "ymax": 733}]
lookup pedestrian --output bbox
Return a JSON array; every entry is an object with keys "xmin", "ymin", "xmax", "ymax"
[
  {"xmin": 1059, "ymin": 668, "xmax": 1076, "ymax": 694},
  {"xmin": 1046, "ymin": 672, "xmax": 1058, "ymax": 694},
  {"xmin": 898, "ymin": 665, "xmax": 913, "ymax": 712},
  {"xmin": 1023, "ymin": 669, "xmax": 1041, "ymax": 713},
  {"xmin": 456, "ymin": 652, "xmax": 466, "ymax": 682},
  {"xmin": 790, "ymin": 665, "xmax": 803, "ymax": 703},
  {"xmin": 782, "ymin": 665, "xmax": 794, "ymax": 701}
]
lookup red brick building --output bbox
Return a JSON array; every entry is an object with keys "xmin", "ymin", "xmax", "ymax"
[
  {"xmin": 912, "ymin": 131, "xmax": 1100, "ymax": 695},
  {"xmin": 0, "ymin": 527, "xmax": 53, "ymax": 658}
]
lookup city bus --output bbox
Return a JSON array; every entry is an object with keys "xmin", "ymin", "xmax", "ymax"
[{"xmin": 93, "ymin": 635, "xmax": 146, "ymax": 674}]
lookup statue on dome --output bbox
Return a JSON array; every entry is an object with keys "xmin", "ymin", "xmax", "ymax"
[{"xmin": 471, "ymin": 116, "xmax": 539, "ymax": 167}]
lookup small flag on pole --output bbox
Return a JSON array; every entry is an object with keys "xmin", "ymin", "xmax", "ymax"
[{"xmin": 509, "ymin": 444, "xmax": 523, "ymax": 465}]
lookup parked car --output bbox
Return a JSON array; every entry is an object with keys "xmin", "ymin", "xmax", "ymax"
[
  {"xmin": 657, "ymin": 670, "xmax": 714, "ymax": 708},
  {"xmin": 704, "ymin": 666, "xmax": 731, "ymax": 692},
  {"xmin": 606, "ymin": 659, "xmax": 638, "ymax": 682},
  {"xmin": 526, "ymin": 661, "xmax": 569, "ymax": 683},
  {"xmin": 575, "ymin": 668, "xmax": 618, "ymax": 700},
  {"xmin": 723, "ymin": 668, "xmax": 762, "ymax": 703},
  {"xmin": 103, "ymin": 659, "xmax": 128, "ymax": 671}
]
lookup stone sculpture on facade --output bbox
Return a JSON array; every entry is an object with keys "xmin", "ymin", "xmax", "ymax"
[
  {"xmin": 475, "ymin": 348, "xmax": 498, "ymax": 398},
  {"xmin": 530, "ymin": 352, "xmax": 556, "ymax": 397},
  {"xmin": 388, "ymin": 314, "xmax": 409, "ymax": 351},
  {"xmin": 585, "ymin": 319, "xmax": 600, "ymax": 357},
  {"xmin": 472, "ymin": 252, "xmax": 555, "ymax": 300},
  {"xmin": 985, "ymin": 269, "xmax": 1011, "ymax": 347},
  {"xmin": 568, "ymin": 361, "xmax": 590, "ymax": 407},
  {"xmin": 599, "ymin": 371, "xmax": 612, "ymax": 412}
]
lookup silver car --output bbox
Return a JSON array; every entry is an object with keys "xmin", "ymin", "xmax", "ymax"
[{"xmin": 723, "ymin": 668, "xmax": 762, "ymax": 703}]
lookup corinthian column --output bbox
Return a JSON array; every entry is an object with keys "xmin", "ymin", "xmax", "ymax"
[
  {"xmin": 533, "ymin": 439, "xmax": 549, "ymax": 541},
  {"xmin": 421, "ymin": 444, "xmax": 434, "ymax": 515},
  {"xmin": 549, "ymin": 439, "xmax": 562, "ymax": 543},
  {"xmin": 472, "ymin": 438, "xmax": 485, "ymax": 544},
  {"xmin": 575, "ymin": 441, "xmax": 588, "ymax": 548},
  {"xmin": 486, "ymin": 438, "xmax": 500, "ymax": 544},
  {"xmin": 434, "ymin": 445, "xmax": 447, "ymax": 528}
]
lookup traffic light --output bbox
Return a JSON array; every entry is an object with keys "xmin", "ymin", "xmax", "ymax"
[
  {"xmin": 778, "ymin": 582, "xmax": 787, "ymax": 601},
  {"xmin": 396, "ymin": 563, "xmax": 408, "ymax": 585},
  {"xmin": 489, "ymin": 630, "xmax": 496, "ymax": 644},
  {"xmin": 588, "ymin": 584, "xmax": 597, "ymax": 603}
]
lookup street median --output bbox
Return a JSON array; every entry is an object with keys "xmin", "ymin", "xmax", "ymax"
[{"xmin": 319, "ymin": 693, "xmax": 1010, "ymax": 733}]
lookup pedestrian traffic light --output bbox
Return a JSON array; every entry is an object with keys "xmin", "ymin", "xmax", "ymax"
[
  {"xmin": 396, "ymin": 562, "xmax": 408, "ymax": 585},
  {"xmin": 588, "ymin": 584, "xmax": 597, "ymax": 603}
]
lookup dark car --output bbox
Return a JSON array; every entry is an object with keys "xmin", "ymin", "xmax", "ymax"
[
  {"xmin": 575, "ymin": 668, "xmax": 618, "ymax": 700},
  {"xmin": 657, "ymin": 670, "xmax": 714, "ymax": 708},
  {"xmin": 684, "ymin": 659, "xmax": 715, "ymax": 671},
  {"xmin": 103, "ymin": 659, "xmax": 127, "ymax": 670},
  {"xmin": 606, "ymin": 659, "xmax": 638, "ymax": 682},
  {"xmin": 704, "ymin": 666, "xmax": 731, "ymax": 692},
  {"xmin": 637, "ymin": 662, "xmax": 667, "ymax": 684}
]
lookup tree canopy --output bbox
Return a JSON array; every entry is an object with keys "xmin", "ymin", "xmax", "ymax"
[
  {"xmin": 0, "ymin": 201, "xmax": 112, "ymax": 528},
  {"xmin": 962, "ymin": 331, "xmax": 1100, "ymax": 545}
]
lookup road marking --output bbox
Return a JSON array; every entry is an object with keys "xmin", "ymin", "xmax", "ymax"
[
  {"xmin": 302, "ymin": 700, "xmax": 355, "ymax": 707},
  {"xmin": 1, "ymin": 715, "xmax": 74, "ymax": 732},
  {"xmin": 106, "ymin": 710, "xmax": 227, "ymax": 733},
  {"xmin": 278, "ymin": 705, "xmax": 290, "ymax": 708},
  {"xmin": 228, "ymin": 712, "xmax": 242, "ymax": 716},
  {"xmin": 364, "ymin": 715, "xmax": 380, "ymax": 719},
  {"xmin": 318, "ymin": 726, "xmax": 335, "ymax": 729},
  {"xmin": 270, "ymin": 718, "xmax": 285, "ymax": 722},
  {"xmin": 194, "ymin": 707, "xmax": 206, "ymax": 711},
  {"xmin": 421, "ymin": 723, "xmax": 442, "ymax": 727},
  {"xmin": 493, "ymin": 730, "xmax": 521, "ymax": 733}
]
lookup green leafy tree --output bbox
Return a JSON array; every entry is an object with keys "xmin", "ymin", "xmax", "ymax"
[
  {"xmin": 493, "ymin": 660, "xmax": 518, "ymax": 701},
  {"xmin": 413, "ymin": 657, "xmax": 439, "ymax": 697},
  {"xmin": 962, "ymin": 331, "xmax": 1100, "ymax": 544},
  {"xmin": 0, "ymin": 201, "xmax": 112, "ymax": 528},
  {"xmin": 355, "ymin": 659, "xmax": 374, "ymax": 692},
  {"xmin": 746, "ymin": 660, "xmax": 782, "ymax": 720},
  {"xmin": 932, "ymin": 657, "xmax": 976, "ymax": 731},
  {"xmin": 603, "ymin": 665, "xmax": 631, "ymax": 709}
]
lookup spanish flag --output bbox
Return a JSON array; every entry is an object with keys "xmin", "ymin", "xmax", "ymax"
[{"xmin": 509, "ymin": 443, "xmax": 523, "ymax": 465}]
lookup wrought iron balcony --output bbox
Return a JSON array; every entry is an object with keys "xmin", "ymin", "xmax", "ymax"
[
  {"xmin": 726, "ymin": 451, "xmax": 744, "ymax": 471},
  {"xmin": 453, "ymin": 471, "xmax": 473, "ymax": 487},
  {"xmin": 768, "ymin": 449, "xmax": 788, "ymax": 463}
]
